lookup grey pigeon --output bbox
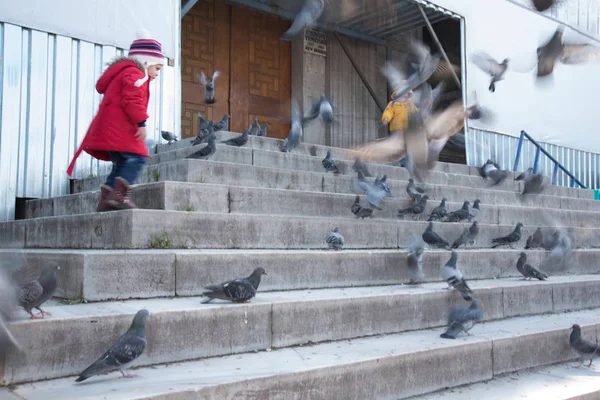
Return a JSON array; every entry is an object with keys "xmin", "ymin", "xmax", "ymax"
[
  {"xmin": 542, "ymin": 229, "xmax": 561, "ymax": 251},
  {"xmin": 75, "ymin": 309, "xmax": 150, "ymax": 382},
  {"xmin": 214, "ymin": 114, "xmax": 230, "ymax": 132},
  {"xmin": 525, "ymin": 227, "xmax": 544, "ymax": 249},
  {"xmin": 516, "ymin": 252, "xmax": 547, "ymax": 280},
  {"xmin": 444, "ymin": 201, "xmax": 471, "ymax": 223},
  {"xmin": 197, "ymin": 112, "xmax": 210, "ymax": 132},
  {"xmin": 570, "ymin": 324, "xmax": 600, "ymax": 368},
  {"xmin": 326, "ymin": 227, "xmax": 345, "ymax": 251},
  {"xmin": 522, "ymin": 173, "xmax": 546, "ymax": 195},
  {"xmin": 303, "ymin": 95, "xmax": 334, "ymax": 126},
  {"xmin": 187, "ymin": 134, "xmax": 216, "ymax": 159},
  {"xmin": 222, "ymin": 129, "xmax": 249, "ymax": 147},
  {"xmin": 281, "ymin": 102, "xmax": 303, "ymax": 153},
  {"xmin": 161, "ymin": 131, "xmax": 178, "ymax": 144},
  {"xmin": 480, "ymin": 159, "xmax": 508, "ymax": 186},
  {"xmin": 406, "ymin": 178, "xmax": 425, "ymax": 201},
  {"xmin": 374, "ymin": 174, "xmax": 392, "ymax": 197},
  {"xmin": 491, "ymin": 222, "xmax": 524, "ymax": 248},
  {"xmin": 440, "ymin": 251, "xmax": 474, "ymax": 301},
  {"xmin": 440, "ymin": 298, "xmax": 484, "ymax": 339},
  {"xmin": 257, "ymin": 123, "xmax": 268, "ymax": 137},
  {"xmin": 200, "ymin": 71, "xmax": 219, "ymax": 104},
  {"xmin": 537, "ymin": 26, "xmax": 600, "ymax": 78},
  {"xmin": 352, "ymin": 159, "xmax": 372, "ymax": 178},
  {"xmin": 351, "ymin": 195, "xmax": 374, "ymax": 219},
  {"xmin": 322, "ymin": 151, "xmax": 340, "ymax": 174},
  {"xmin": 356, "ymin": 170, "xmax": 387, "ymax": 210},
  {"xmin": 452, "ymin": 221, "xmax": 479, "ymax": 249},
  {"xmin": 543, "ymin": 231, "xmax": 573, "ymax": 271},
  {"xmin": 18, "ymin": 262, "xmax": 60, "ymax": 319},
  {"xmin": 406, "ymin": 236, "xmax": 425, "ymax": 285},
  {"xmin": 428, "ymin": 198, "xmax": 448, "ymax": 221},
  {"xmin": 469, "ymin": 200, "xmax": 481, "ymax": 220},
  {"xmin": 478, "ymin": 159, "xmax": 501, "ymax": 178},
  {"xmin": 515, "ymin": 167, "xmax": 533, "ymax": 181},
  {"xmin": 422, "ymin": 222, "xmax": 450, "ymax": 249},
  {"xmin": 532, "ymin": 0, "xmax": 555, "ymax": 12},
  {"xmin": 191, "ymin": 119, "xmax": 213, "ymax": 146},
  {"xmin": 249, "ymin": 117, "xmax": 261, "ymax": 136},
  {"xmin": 201, "ymin": 267, "xmax": 267, "ymax": 304},
  {"xmin": 398, "ymin": 195, "xmax": 429, "ymax": 217},
  {"xmin": 281, "ymin": 0, "xmax": 324, "ymax": 41},
  {"xmin": 470, "ymin": 51, "xmax": 509, "ymax": 93}
]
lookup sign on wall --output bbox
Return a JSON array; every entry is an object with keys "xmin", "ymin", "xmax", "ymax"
[{"xmin": 304, "ymin": 28, "xmax": 327, "ymax": 57}]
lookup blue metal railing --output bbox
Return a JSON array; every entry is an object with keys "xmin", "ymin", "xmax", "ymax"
[{"xmin": 513, "ymin": 130, "xmax": 587, "ymax": 189}]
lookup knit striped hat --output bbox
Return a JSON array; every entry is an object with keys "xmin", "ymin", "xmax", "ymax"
[{"xmin": 128, "ymin": 29, "xmax": 165, "ymax": 69}]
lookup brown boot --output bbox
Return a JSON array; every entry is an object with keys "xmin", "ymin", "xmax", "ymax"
[
  {"xmin": 107, "ymin": 177, "xmax": 138, "ymax": 210},
  {"xmin": 96, "ymin": 185, "xmax": 116, "ymax": 212}
]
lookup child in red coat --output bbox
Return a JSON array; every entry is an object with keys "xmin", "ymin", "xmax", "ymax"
[{"xmin": 67, "ymin": 29, "xmax": 165, "ymax": 211}]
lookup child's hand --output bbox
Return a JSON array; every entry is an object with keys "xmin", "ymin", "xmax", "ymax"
[
  {"xmin": 134, "ymin": 127, "xmax": 147, "ymax": 141},
  {"xmin": 382, "ymin": 118, "xmax": 389, "ymax": 125}
]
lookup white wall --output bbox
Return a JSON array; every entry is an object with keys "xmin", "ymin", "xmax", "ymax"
[{"xmin": 432, "ymin": 0, "xmax": 600, "ymax": 154}]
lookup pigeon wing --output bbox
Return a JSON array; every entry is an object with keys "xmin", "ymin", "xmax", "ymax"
[
  {"xmin": 77, "ymin": 333, "xmax": 146, "ymax": 380},
  {"xmin": 18, "ymin": 280, "xmax": 44, "ymax": 307},
  {"xmin": 470, "ymin": 52, "xmax": 504, "ymax": 76},
  {"xmin": 223, "ymin": 279, "xmax": 256, "ymax": 302},
  {"xmin": 561, "ymin": 44, "xmax": 600, "ymax": 64}
]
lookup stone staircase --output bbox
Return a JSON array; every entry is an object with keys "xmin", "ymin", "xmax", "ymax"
[{"xmin": 1, "ymin": 132, "xmax": 600, "ymax": 399}]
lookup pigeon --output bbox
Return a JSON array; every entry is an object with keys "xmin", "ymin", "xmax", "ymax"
[
  {"xmin": 428, "ymin": 198, "xmax": 448, "ymax": 221},
  {"xmin": 18, "ymin": 262, "xmax": 60, "ymax": 319},
  {"xmin": 470, "ymin": 51, "xmax": 509, "ymax": 93},
  {"xmin": 257, "ymin": 123, "xmax": 268, "ymax": 137},
  {"xmin": 326, "ymin": 227, "xmax": 345, "ymax": 251},
  {"xmin": 522, "ymin": 173, "xmax": 546, "ymax": 195},
  {"xmin": 191, "ymin": 119, "xmax": 213, "ymax": 146},
  {"xmin": 221, "ymin": 129, "xmax": 249, "ymax": 147},
  {"xmin": 75, "ymin": 309, "xmax": 150, "ymax": 382},
  {"xmin": 422, "ymin": 222, "xmax": 450, "ymax": 249},
  {"xmin": 480, "ymin": 159, "xmax": 508, "ymax": 186},
  {"xmin": 352, "ymin": 159, "xmax": 372, "ymax": 178},
  {"xmin": 199, "ymin": 71, "xmax": 219, "ymax": 104},
  {"xmin": 406, "ymin": 178, "xmax": 425, "ymax": 201},
  {"xmin": 491, "ymin": 222, "xmax": 524, "ymax": 248},
  {"xmin": 406, "ymin": 236, "xmax": 425, "ymax": 285},
  {"xmin": 444, "ymin": 201, "xmax": 471, "ymax": 223},
  {"xmin": 303, "ymin": 95, "xmax": 334, "ymax": 126},
  {"xmin": 351, "ymin": 195, "xmax": 374, "ymax": 219},
  {"xmin": 398, "ymin": 195, "xmax": 429, "ymax": 217},
  {"xmin": 281, "ymin": 0, "xmax": 325, "ymax": 41},
  {"xmin": 201, "ymin": 267, "xmax": 267, "ymax": 304},
  {"xmin": 570, "ymin": 324, "xmax": 600, "ymax": 368},
  {"xmin": 516, "ymin": 252, "xmax": 548, "ymax": 281},
  {"xmin": 515, "ymin": 167, "xmax": 533, "ymax": 181},
  {"xmin": 542, "ymin": 229, "xmax": 561, "ymax": 251},
  {"xmin": 525, "ymin": 227, "xmax": 544, "ymax": 249},
  {"xmin": 440, "ymin": 299, "xmax": 484, "ymax": 339},
  {"xmin": 543, "ymin": 231, "xmax": 573, "ymax": 271},
  {"xmin": 197, "ymin": 112, "xmax": 210, "ymax": 132},
  {"xmin": 214, "ymin": 114, "xmax": 230, "ymax": 132},
  {"xmin": 249, "ymin": 117, "xmax": 261, "ymax": 136},
  {"xmin": 161, "ymin": 131, "xmax": 178, "ymax": 144},
  {"xmin": 440, "ymin": 251, "xmax": 473, "ymax": 301},
  {"xmin": 469, "ymin": 200, "xmax": 481, "ymax": 220},
  {"xmin": 532, "ymin": 0, "xmax": 555, "ymax": 12},
  {"xmin": 452, "ymin": 222, "xmax": 479, "ymax": 249},
  {"xmin": 374, "ymin": 174, "xmax": 392, "ymax": 197},
  {"xmin": 187, "ymin": 134, "xmax": 216, "ymax": 159},
  {"xmin": 356, "ymin": 170, "xmax": 387, "ymax": 210},
  {"xmin": 537, "ymin": 26, "xmax": 600, "ymax": 78},
  {"xmin": 281, "ymin": 102, "xmax": 303, "ymax": 153},
  {"xmin": 322, "ymin": 151, "xmax": 340, "ymax": 174}
]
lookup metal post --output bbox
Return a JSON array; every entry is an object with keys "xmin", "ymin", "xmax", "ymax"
[
  {"xmin": 416, "ymin": 5, "xmax": 461, "ymax": 89},
  {"xmin": 513, "ymin": 131, "xmax": 525, "ymax": 172},
  {"xmin": 552, "ymin": 163, "xmax": 559, "ymax": 185},
  {"xmin": 333, "ymin": 32, "xmax": 386, "ymax": 113},
  {"xmin": 181, "ymin": 0, "xmax": 199, "ymax": 18},
  {"xmin": 570, "ymin": 178, "xmax": 575, "ymax": 188},
  {"xmin": 532, "ymin": 147, "xmax": 541, "ymax": 174}
]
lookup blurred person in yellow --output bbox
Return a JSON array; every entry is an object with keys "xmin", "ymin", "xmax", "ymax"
[{"xmin": 381, "ymin": 85, "xmax": 418, "ymax": 134}]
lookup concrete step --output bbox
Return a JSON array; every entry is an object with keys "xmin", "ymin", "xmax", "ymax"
[
  {"xmin": 416, "ymin": 362, "xmax": 600, "ymax": 399},
  {"xmin": 3, "ymin": 209, "xmax": 600, "ymax": 250},
  {"xmin": 27, "ymin": 181, "xmax": 600, "ymax": 227},
  {"xmin": 4, "ymin": 248, "xmax": 598, "ymax": 302},
  {"xmin": 4, "ymin": 307, "xmax": 600, "ymax": 399}
]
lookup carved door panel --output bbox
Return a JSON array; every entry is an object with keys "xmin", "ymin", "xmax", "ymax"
[{"xmin": 230, "ymin": 7, "xmax": 291, "ymax": 139}]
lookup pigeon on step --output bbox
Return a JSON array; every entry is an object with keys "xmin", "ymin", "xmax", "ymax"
[
  {"xmin": 406, "ymin": 178, "xmax": 425, "ymax": 201},
  {"xmin": 440, "ymin": 298, "xmax": 484, "ymax": 339},
  {"xmin": 326, "ymin": 228, "xmax": 345, "ymax": 251},
  {"xmin": 201, "ymin": 267, "xmax": 267, "ymax": 304},
  {"xmin": 281, "ymin": 102, "xmax": 303, "ymax": 153},
  {"xmin": 322, "ymin": 151, "xmax": 340, "ymax": 174},
  {"xmin": 515, "ymin": 167, "xmax": 533, "ymax": 181},
  {"xmin": 352, "ymin": 159, "xmax": 372, "ymax": 178},
  {"xmin": 422, "ymin": 222, "xmax": 450, "ymax": 249},
  {"xmin": 480, "ymin": 159, "xmax": 508, "ymax": 186},
  {"xmin": 75, "ymin": 309, "xmax": 150, "ymax": 382},
  {"xmin": 440, "ymin": 251, "xmax": 473, "ymax": 301},
  {"xmin": 469, "ymin": 200, "xmax": 481, "ymax": 220},
  {"xmin": 516, "ymin": 252, "xmax": 547, "ymax": 280},
  {"xmin": 257, "ymin": 123, "xmax": 268, "ymax": 137},
  {"xmin": 491, "ymin": 223, "xmax": 524, "ymax": 248},
  {"xmin": 570, "ymin": 324, "xmax": 600, "ymax": 367},
  {"xmin": 18, "ymin": 262, "xmax": 60, "ymax": 319},
  {"xmin": 428, "ymin": 198, "xmax": 448, "ymax": 221},
  {"xmin": 221, "ymin": 129, "xmax": 249, "ymax": 147},
  {"xmin": 525, "ymin": 227, "xmax": 544, "ymax": 249},
  {"xmin": 406, "ymin": 236, "xmax": 425, "ymax": 285},
  {"xmin": 398, "ymin": 195, "xmax": 429, "ymax": 217},
  {"xmin": 351, "ymin": 195, "xmax": 374, "ymax": 219},
  {"xmin": 187, "ymin": 134, "xmax": 216, "ymax": 159},
  {"xmin": 444, "ymin": 201, "xmax": 471, "ymax": 223},
  {"xmin": 191, "ymin": 120, "xmax": 213, "ymax": 146},
  {"xmin": 161, "ymin": 131, "xmax": 178, "ymax": 144},
  {"xmin": 214, "ymin": 114, "xmax": 230, "ymax": 132},
  {"xmin": 452, "ymin": 222, "xmax": 479, "ymax": 249}
]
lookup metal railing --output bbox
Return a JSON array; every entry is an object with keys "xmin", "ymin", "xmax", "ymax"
[{"xmin": 513, "ymin": 130, "xmax": 587, "ymax": 189}]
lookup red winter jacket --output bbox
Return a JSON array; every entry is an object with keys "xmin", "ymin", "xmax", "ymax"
[{"xmin": 67, "ymin": 57, "xmax": 151, "ymax": 176}]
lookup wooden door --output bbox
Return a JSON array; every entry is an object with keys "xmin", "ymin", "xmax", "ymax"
[
  {"xmin": 180, "ymin": 0, "xmax": 231, "ymax": 139},
  {"xmin": 230, "ymin": 7, "xmax": 291, "ymax": 139}
]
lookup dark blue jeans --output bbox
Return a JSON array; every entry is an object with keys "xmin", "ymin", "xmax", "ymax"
[{"xmin": 105, "ymin": 152, "xmax": 147, "ymax": 188}]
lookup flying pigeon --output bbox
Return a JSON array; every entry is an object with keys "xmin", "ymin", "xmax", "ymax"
[
  {"xmin": 351, "ymin": 195, "xmax": 374, "ymax": 219},
  {"xmin": 303, "ymin": 95, "xmax": 334, "ymax": 126},
  {"xmin": 469, "ymin": 200, "xmax": 481, "ymax": 220},
  {"xmin": 18, "ymin": 262, "xmax": 60, "ymax": 319},
  {"xmin": 326, "ymin": 227, "xmax": 345, "ymax": 251},
  {"xmin": 406, "ymin": 236, "xmax": 425, "ymax": 285},
  {"xmin": 440, "ymin": 251, "xmax": 473, "ymax": 301},
  {"xmin": 491, "ymin": 222, "xmax": 524, "ymax": 248},
  {"xmin": 422, "ymin": 222, "xmax": 450, "ymax": 249},
  {"xmin": 440, "ymin": 298, "xmax": 484, "ymax": 339},
  {"xmin": 516, "ymin": 252, "xmax": 548, "ymax": 280},
  {"xmin": 257, "ymin": 123, "xmax": 268, "ymax": 137},
  {"xmin": 221, "ymin": 129, "xmax": 249, "ymax": 147},
  {"xmin": 428, "ymin": 198, "xmax": 448, "ymax": 221},
  {"xmin": 201, "ymin": 267, "xmax": 267, "ymax": 304},
  {"xmin": 197, "ymin": 112, "xmax": 210, "ymax": 132},
  {"xmin": 515, "ymin": 167, "xmax": 533, "ymax": 181},
  {"xmin": 480, "ymin": 159, "xmax": 508, "ymax": 186},
  {"xmin": 543, "ymin": 231, "xmax": 573, "ymax": 271},
  {"xmin": 374, "ymin": 174, "xmax": 392, "ymax": 197},
  {"xmin": 281, "ymin": 0, "xmax": 325, "ymax": 41},
  {"xmin": 406, "ymin": 178, "xmax": 425, "ymax": 201},
  {"xmin": 161, "ymin": 131, "xmax": 178, "ymax": 144},
  {"xmin": 470, "ymin": 51, "xmax": 509, "ymax": 93},
  {"xmin": 398, "ymin": 195, "xmax": 429, "ymax": 217},
  {"xmin": 322, "ymin": 151, "xmax": 340, "ymax": 174},
  {"xmin": 249, "ymin": 117, "xmax": 261, "ymax": 136},
  {"xmin": 537, "ymin": 26, "xmax": 600, "ymax": 78},
  {"xmin": 356, "ymin": 170, "xmax": 387, "ymax": 210},
  {"xmin": 570, "ymin": 324, "xmax": 600, "ymax": 368},
  {"xmin": 281, "ymin": 102, "xmax": 303, "ymax": 153},
  {"xmin": 200, "ymin": 71, "xmax": 219, "ymax": 104},
  {"xmin": 75, "ymin": 309, "xmax": 150, "ymax": 382},
  {"xmin": 187, "ymin": 134, "xmax": 216, "ymax": 159},
  {"xmin": 452, "ymin": 221, "xmax": 479, "ymax": 249},
  {"xmin": 444, "ymin": 201, "xmax": 471, "ymax": 223},
  {"xmin": 352, "ymin": 159, "xmax": 372, "ymax": 178},
  {"xmin": 532, "ymin": 0, "xmax": 555, "ymax": 12},
  {"xmin": 214, "ymin": 114, "xmax": 230, "ymax": 132},
  {"xmin": 522, "ymin": 173, "xmax": 546, "ymax": 195}
]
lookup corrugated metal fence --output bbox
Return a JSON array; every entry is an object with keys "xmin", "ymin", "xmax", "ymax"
[
  {"xmin": 0, "ymin": 22, "xmax": 177, "ymax": 221},
  {"xmin": 466, "ymin": 128, "xmax": 600, "ymax": 190}
]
